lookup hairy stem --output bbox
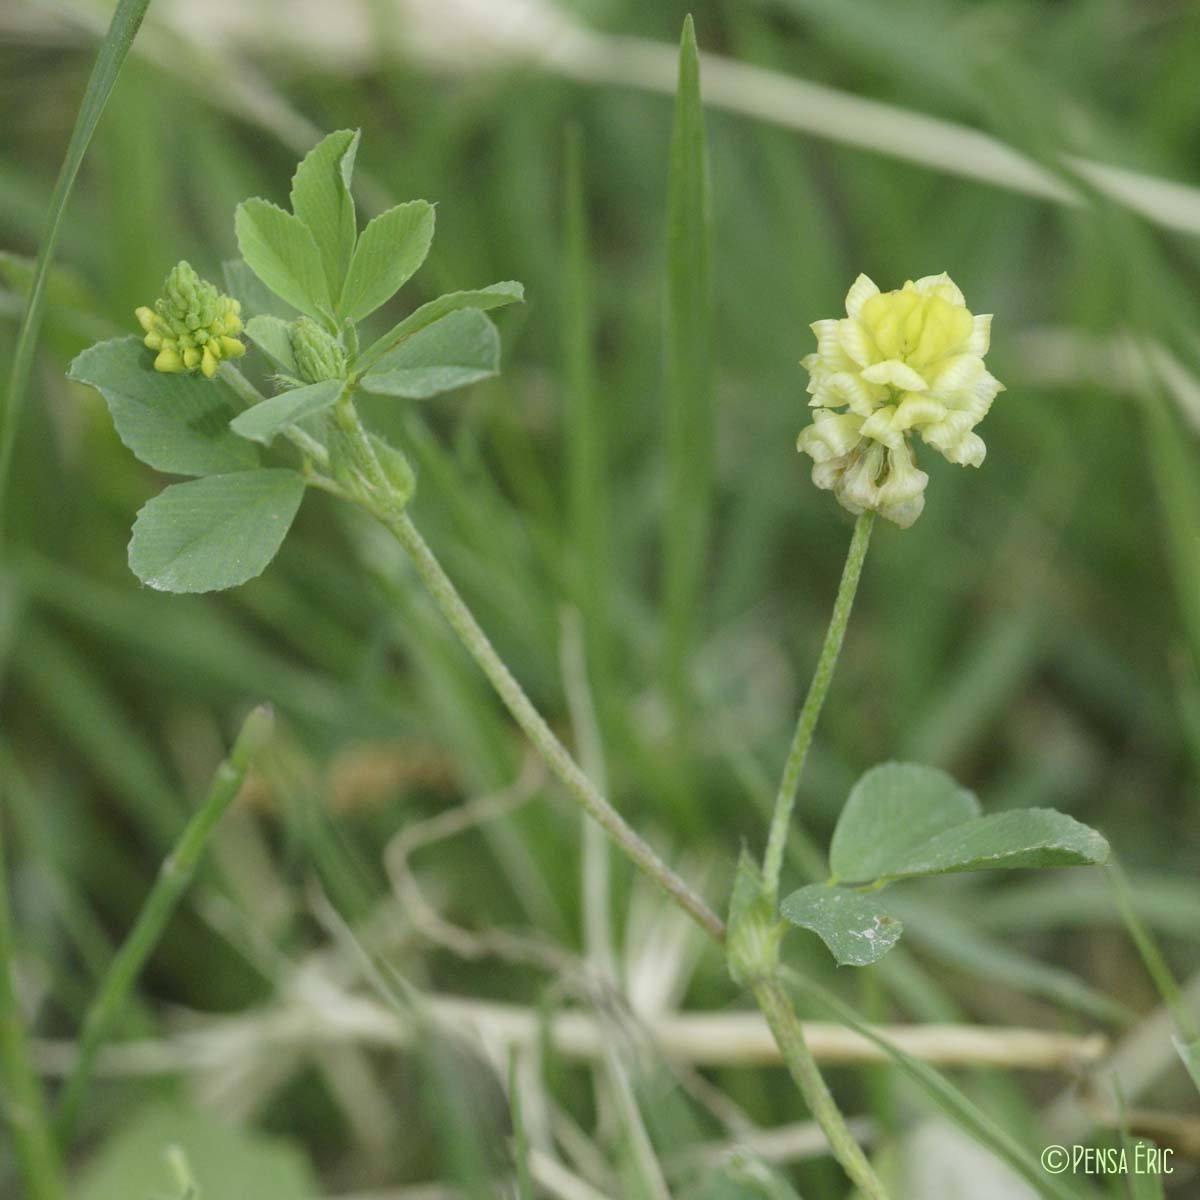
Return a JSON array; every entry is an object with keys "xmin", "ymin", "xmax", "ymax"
[
  {"xmin": 219, "ymin": 364, "xmax": 331, "ymax": 468},
  {"xmin": 0, "ymin": 813, "xmax": 65, "ymax": 1200},
  {"xmin": 382, "ymin": 510, "xmax": 726, "ymax": 943},
  {"xmin": 55, "ymin": 707, "xmax": 273, "ymax": 1141},
  {"xmin": 752, "ymin": 975, "xmax": 889, "ymax": 1199},
  {"xmin": 763, "ymin": 511, "xmax": 874, "ymax": 900},
  {"xmin": 750, "ymin": 512, "xmax": 884, "ymax": 1195}
]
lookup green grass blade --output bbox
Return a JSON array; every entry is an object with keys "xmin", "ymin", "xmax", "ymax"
[
  {"xmin": 55, "ymin": 706, "xmax": 273, "ymax": 1143},
  {"xmin": 0, "ymin": 0, "xmax": 154, "ymax": 531},
  {"xmin": 0, "ymin": 806, "xmax": 65, "ymax": 1200},
  {"xmin": 14, "ymin": 618, "xmax": 184, "ymax": 847},
  {"xmin": 662, "ymin": 14, "xmax": 714, "ymax": 726},
  {"xmin": 784, "ymin": 970, "xmax": 1091, "ymax": 1200},
  {"xmin": 562, "ymin": 125, "xmax": 610, "ymax": 681},
  {"xmin": 508, "ymin": 1048, "xmax": 534, "ymax": 1200},
  {"xmin": 1107, "ymin": 862, "xmax": 1200, "ymax": 1046}
]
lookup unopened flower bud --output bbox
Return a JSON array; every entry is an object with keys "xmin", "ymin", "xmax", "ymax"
[
  {"xmin": 289, "ymin": 318, "xmax": 347, "ymax": 384},
  {"xmin": 135, "ymin": 261, "xmax": 245, "ymax": 379}
]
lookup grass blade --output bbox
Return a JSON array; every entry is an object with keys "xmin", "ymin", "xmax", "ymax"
[
  {"xmin": 54, "ymin": 706, "xmax": 273, "ymax": 1142},
  {"xmin": 508, "ymin": 1048, "xmax": 534, "ymax": 1200},
  {"xmin": 562, "ymin": 126, "xmax": 610, "ymax": 681},
  {"xmin": 0, "ymin": 806, "xmax": 65, "ymax": 1200},
  {"xmin": 784, "ymin": 970, "xmax": 1091, "ymax": 1200},
  {"xmin": 663, "ymin": 14, "xmax": 714, "ymax": 727},
  {"xmin": 0, "ymin": 0, "xmax": 154, "ymax": 530},
  {"xmin": 1108, "ymin": 861, "xmax": 1200, "ymax": 1097}
]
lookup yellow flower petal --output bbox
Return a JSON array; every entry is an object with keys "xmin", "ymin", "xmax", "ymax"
[
  {"xmin": 843, "ymin": 273, "xmax": 880, "ymax": 319},
  {"xmin": 860, "ymin": 359, "xmax": 928, "ymax": 392}
]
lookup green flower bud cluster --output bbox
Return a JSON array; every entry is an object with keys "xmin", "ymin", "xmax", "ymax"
[
  {"xmin": 135, "ymin": 261, "xmax": 245, "ymax": 379},
  {"xmin": 289, "ymin": 317, "xmax": 347, "ymax": 384}
]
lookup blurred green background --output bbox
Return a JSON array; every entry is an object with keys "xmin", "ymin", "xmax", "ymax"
[{"xmin": 3, "ymin": 0, "xmax": 1200, "ymax": 1196}]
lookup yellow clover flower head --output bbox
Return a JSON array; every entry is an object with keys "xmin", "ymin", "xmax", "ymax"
[
  {"xmin": 135, "ymin": 261, "xmax": 245, "ymax": 379},
  {"xmin": 797, "ymin": 272, "xmax": 1002, "ymax": 528}
]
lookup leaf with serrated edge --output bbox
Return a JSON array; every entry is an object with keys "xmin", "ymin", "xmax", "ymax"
[
  {"xmin": 68, "ymin": 337, "xmax": 258, "ymax": 477},
  {"xmin": 338, "ymin": 201, "xmax": 434, "ymax": 323},
  {"xmin": 830, "ymin": 762, "xmax": 980, "ymax": 885},
  {"xmin": 290, "ymin": 130, "xmax": 359, "ymax": 302},
  {"xmin": 360, "ymin": 309, "xmax": 499, "ymax": 399},
  {"xmin": 222, "ymin": 258, "xmax": 295, "ymax": 321},
  {"xmin": 230, "ymin": 380, "xmax": 342, "ymax": 446},
  {"xmin": 355, "ymin": 281, "xmax": 524, "ymax": 373},
  {"xmin": 128, "ymin": 470, "xmax": 305, "ymax": 593},
  {"xmin": 235, "ymin": 199, "xmax": 331, "ymax": 321},
  {"xmin": 245, "ymin": 316, "xmax": 299, "ymax": 376},
  {"xmin": 781, "ymin": 885, "xmax": 902, "ymax": 967},
  {"xmin": 874, "ymin": 808, "xmax": 1110, "ymax": 882}
]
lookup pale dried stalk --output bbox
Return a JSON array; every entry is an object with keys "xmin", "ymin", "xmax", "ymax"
[{"xmin": 32, "ymin": 993, "xmax": 1108, "ymax": 1076}]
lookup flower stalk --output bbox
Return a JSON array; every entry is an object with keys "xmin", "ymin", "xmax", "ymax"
[{"xmin": 763, "ymin": 511, "xmax": 874, "ymax": 902}]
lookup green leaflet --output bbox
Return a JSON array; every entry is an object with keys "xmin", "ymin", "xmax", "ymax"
[
  {"xmin": 244, "ymin": 315, "xmax": 299, "ymax": 376},
  {"xmin": 290, "ymin": 129, "xmax": 359, "ymax": 303},
  {"xmin": 128, "ymin": 469, "xmax": 305, "ymax": 593},
  {"xmin": 780, "ymin": 885, "xmax": 902, "ymax": 967},
  {"xmin": 830, "ymin": 762, "xmax": 980, "ymax": 884},
  {"xmin": 871, "ymin": 809, "xmax": 1110, "ymax": 882},
  {"xmin": 359, "ymin": 309, "xmax": 500, "ymax": 399},
  {"xmin": 355, "ymin": 281, "xmax": 524, "ymax": 373},
  {"xmin": 830, "ymin": 762, "xmax": 1107, "ymax": 885},
  {"xmin": 229, "ymin": 379, "xmax": 343, "ymax": 446},
  {"xmin": 338, "ymin": 200, "xmax": 434, "ymax": 323},
  {"xmin": 235, "ymin": 199, "xmax": 331, "ymax": 321},
  {"xmin": 68, "ymin": 337, "xmax": 258, "ymax": 477},
  {"xmin": 222, "ymin": 258, "xmax": 296, "ymax": 321}
]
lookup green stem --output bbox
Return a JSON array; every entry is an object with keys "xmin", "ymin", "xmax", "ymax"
[
  {"xmin": 763, "ymin": 512, "xmax": 874, "ymax": 901},
  {"xmin": 0, "ymin": 0, "xmax": 154, "ymax": 532},
  {"xmin": 751, "ymin": 511, "xmax": 883, "ymax": 1195},
  {"xmin": 219, "ymin": 365, "xmax": 331, "ymax": 468},
  {"xmin": 381, "ymin": 509, "xmax": 726, "ymax": 943},
  {"xmin": 752, "ymin": 975, "xmax": 888, "ymax": 1200},
  {"xmin": 0, "ymin": 813, "xmax": 65, "ymax": 1200},
  {"xmin": 55, "ymin": 707, "xmax": 273, "ymax": 1142}
]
